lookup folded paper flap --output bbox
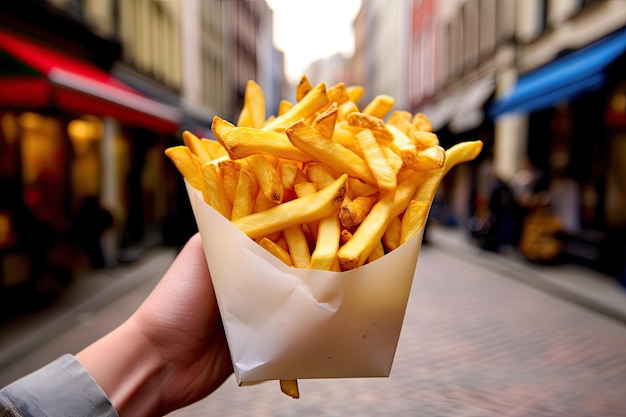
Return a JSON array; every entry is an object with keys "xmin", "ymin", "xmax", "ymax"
[{"xmin": 185, "ymin": 181, "xmax": 425, "ymax": 384}]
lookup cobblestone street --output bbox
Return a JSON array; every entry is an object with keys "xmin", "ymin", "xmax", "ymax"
[
  {"xmin": 2, "ymin": 1, "xmax": 626, "ymax": 416},
  {"xmin": 1, "ymin": 238, "xmax": 625, "ymax": 416},
  {"xmin": 169, "ymin": 246, "xmax": 626, "ymax": 417}
]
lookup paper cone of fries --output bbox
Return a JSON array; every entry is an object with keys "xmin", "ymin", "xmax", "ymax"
[{"xmin": 186, "ymin": 180, "xmax": 426, "ymax": 385}]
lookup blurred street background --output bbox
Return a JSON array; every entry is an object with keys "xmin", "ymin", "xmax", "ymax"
[
  {"xmin": 1, "ymin": 0, "xmax": 626, "ymax": 415},
  {"xmin": 0, "ymin": 226, "xmax": 625, "ymax": 416}
]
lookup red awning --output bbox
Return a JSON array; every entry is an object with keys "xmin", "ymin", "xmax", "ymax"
[{"xmin": 0, "ymin": 28, "xmax": 182, "ymax": 134}]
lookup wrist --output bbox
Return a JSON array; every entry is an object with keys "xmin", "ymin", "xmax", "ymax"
[{"xmin": 76, "ymin": 318, "xmax": 165, "ymax": 417}]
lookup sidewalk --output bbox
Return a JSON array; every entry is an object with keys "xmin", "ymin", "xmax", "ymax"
[
  {"xmin": 171, "ymin": 234, "xmax": 626, "ymax": 417},
  {"xmin": 1, "ymin": 231, "xmax": 625, "ymax": 416},
  {"xmin": 426, "ymin": 224, "xmax": 626, "ymax": 324},
  {"xmin": 1, "ymin": 225, "xmax": 624, "ymax": 372},
  {"xmin": 0, "ymin": 246, "xmax": 177, "ymax": 374}
]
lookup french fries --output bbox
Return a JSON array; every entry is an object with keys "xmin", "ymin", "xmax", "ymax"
[
  {"xmin": 286, "ymin": 121, "xmax": 376, "ymax": 185},
  {"xmin": 354, "ymin": 129, "xmax": 397, "ymax": 196},
  {"xmin": 232, "ymin": 174, "xmax": 348, "ymax": 239},
  {"xmin": 237, "ymin": 80, "xmax": 265, "ymax": 128},
  {"xmin": 165, "ymin": 77, "xmax": 483, "ymax": 399}
]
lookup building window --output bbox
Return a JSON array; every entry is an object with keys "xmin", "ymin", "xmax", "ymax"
[
  {"xmin": 463, "ymin": 0, "xmax": 480, "ymax": 71},
  {"xmin": 547, "ymin": 0, "xmax": 583, "ymax": 28},
  {"xmin": 515, "ymin": 0, "xmax": 548, "ymax": 44},
  {"xmin": 496, "ymin": 0, "xmax": 516, "ymax": 46},
  {"xmin": 479, "ymin": 0, "xmax": 497, "ymax": 59}
]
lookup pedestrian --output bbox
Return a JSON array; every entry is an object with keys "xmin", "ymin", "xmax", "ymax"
[
  {"xmin": 510, "ymin": 160, "xmax": 543, "ymax": 246},
  {"xmin": 0, "ymin": 233, "xmax": 234, "ymax": 417}
]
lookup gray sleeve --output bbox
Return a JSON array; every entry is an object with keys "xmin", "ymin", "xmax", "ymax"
[{"xmin": 0, "ymin": 354, "xmax": 119, "ymax": 417}]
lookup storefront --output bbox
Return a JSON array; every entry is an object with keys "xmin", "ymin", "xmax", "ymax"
[
  {"xmin": 488, "ymin": 28, "xmax": 626, "ymax": 276},
  {"xmin": 414, "ymin": 73, "xmax": 496, "ymax": 231},
  {"xmin": 0, "ymin": 26, "xmax": 186, "ymax": 310}
]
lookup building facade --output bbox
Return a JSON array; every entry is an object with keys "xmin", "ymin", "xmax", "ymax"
[
  {"xmin": 352, "ymin": 0, "xmax": 413, "ymax": 109},
  {"xmin": 0, "ymin": 0, "xmax": 282, "ymax": 308},
  {"xmin": 350, "ymin": 0, "xmax": 625, "ymax": 277},
  {"xmin": 487, "ymin": 0, "xmax": 626, "ymax": 275}
]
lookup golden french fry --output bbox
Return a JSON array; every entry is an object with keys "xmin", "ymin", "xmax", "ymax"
[
  {"xmin": 400, "ymin": 200, "xmax": 430, "ymax": 245},
  {"xmin": 255, "ymin": 232, "xmax": 282, "ymax": 247},
  {"xmin": 331, "ymin": 123, "xmax": 359, "ymax": 149},
  {"xmin": 164, "ymin": 146, "xmax": 205, "ymax": 193},
  {"xmin": 414, "ymin": 140, "xmax": 483, "ymax": 203},
  {"xmin": 278, "ymin": 100, "xmax": 293, "ymax": 116},
  {"xmin": 386, "ymin": 110, "xmax": 413, "ymax": 135},
  {"xmin": 232, "ymin": 174, "xmax": 348, "ymax": 239},
  {"xmin": 337, "ymin": 172, "xmax": 426, "ymax": 270},
  {"xmin": 279, "ymin": 159, "xmax": 307, "ymax": 190},
  {"xmin": 347, "ymin": 85, "xmax": 365, "ymax": 102},
  {"xmin": 218, "ymin": 159, "xmax": 240, "ymax": 205},
  {"xmin": 263, "ymin": 82, "xmax": 328, "ymax": 132},
  {"xmin": 354, "ymin": 129, "xmax": 397, "ymax": 196},
  {"xmin": 381, "ymin": 145, "xmax": 404, "ymax": 175},
  {"xmin": 286, "ymin": 120, "xmax": 376, "ymax": 185},
  {"xmin": 231, "ymin": 164, "xmax": 258, "ymax": 221},
  {"xmin": 201, "ymin": 162, "xmax": 232, "ymax": 219},
  {"xmin": 294, "ymin": 181, "xmax": 318, "ymax": 197},
  {"xmin": 254, "ymin": 188, "xmax": 278, "ymax": 213},
  {"xmin": 212, "ymin": 114, "xmax": 236, "ymax": 137},
  {"xmin": 346, "ymin": 112, "xmax": 394, "ymax": 145},
  {"xmin": 413, "ymin": 131, "xmax": 439, "ymax": 149},
  {"xmin": 246, "ymin": 154, "xmax": 283, "ymax": 204},
  {"xmin": 182, "ymin": 130, "xmax": 212, "ymax": 163},
  {"xmin": 362, "ymin": 94, "xmax": 394, "ymax": 119},
  {"xmin": 366, "ymin": 240, "xmax": 385, "ymax": 263},
  {"xmin": 412, "ymin": 112, "xmax": 433, "ymax": 132},
  {"xmin": 293, "ymin": 181, "xmax": 321, "ymax": 240},
  {"xmin": 386, "ymin": 124, "xmax": 420, "ymax": 169},
  {"xmin": 312, "ymin": 102, "xmax": 339, "ymax": 139},
  {"xmin": 201, "ymin": 138, "xmax": 229, "ymax": 160},
  {"xmin": 339, "ymin": 194, "xmax": 378, "ymax": 227},
  {"xmin": 338, "ymin": 100, "xmax": 359, "ymax": 121},
  {"xmin": 416, "ymin": 146, "xmax": 445, "ymax": 171},
  {"xmin": 305, "ymin": 162, "xmax": 338, "ymax": 189},
  {"xmin": 259, "ymin": 237, "xmax": 293, "ymax": 266},
  {"xmin": 295, "ymin": 75, "xmax": 313, "ymax": 102},
  {"xmin": 326, "ymin": 82, "xmax": 350, "ymax": 105},
  {"xmin": 311, "ymin": 212, "xmax": 341, "ymax": 270},
  {"xmin": 237, "ymin": 80, "xmax": 265, "ymax": 128},
  {"xmin": 280, "ymin": 379, "xmax": 299, "ymax": 399},
  {"xmin": 340, "ymin": 229, "xmax": 353, "ymax": 245},
  {"xmin": 214, "ymin": 116, "xmax": 314, "ymax": 163},
  {"xmin": 383, "ymin": 215, "xmax": 402, "ymax": 251},
  {"xmin": 441, "ymin": 141, "xmax": 483, "ymax": 171},
  {"xmin": 347, "ymin": 177, "xmax": 379, "ymax": 198},
  {"xmin": 284, "ymin": 224, "xmax": 311, "ymax": 268}
]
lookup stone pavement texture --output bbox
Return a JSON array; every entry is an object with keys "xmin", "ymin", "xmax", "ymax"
[
  {"xmin": 168, "ymin": 246, "xmax": 626, "ymax": 417},
  {"xmin": 1, "ymin": 228, "xmax": 625, "ymax": 416},
  {"xmin": 427, "ymin": 226, "xmax": 626, "ymax": 324},
  {"xmin": 0, "ymin": 247, "xmax": 177, "ymax": 385}
]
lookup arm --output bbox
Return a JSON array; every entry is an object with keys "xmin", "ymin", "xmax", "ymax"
[
  {"xmin": 1, "ymin": 354, "xmax": 118, "ymax": 417},
  {"xmin": 76, "ymin": 233, "xmax": 233, "ymax": 417}
]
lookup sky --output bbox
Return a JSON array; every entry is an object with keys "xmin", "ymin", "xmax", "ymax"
[{"xmin": 265, "ymin": 0, "xmax": 362, "ymax": 83}]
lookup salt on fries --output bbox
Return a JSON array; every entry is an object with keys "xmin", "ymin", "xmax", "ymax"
[{"xmin": 165, "ymin": 77, "xmax": 482, "ymax": 399}]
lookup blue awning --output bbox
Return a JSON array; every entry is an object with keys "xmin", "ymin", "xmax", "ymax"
[{"xmin": 490, "ymin": 28, "xmax": 626, "ymax": 118}]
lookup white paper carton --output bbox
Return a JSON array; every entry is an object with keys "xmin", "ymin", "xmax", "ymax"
[{"xmin": 186, "ymin": 181, "xmax": 426, "ymax": 385}]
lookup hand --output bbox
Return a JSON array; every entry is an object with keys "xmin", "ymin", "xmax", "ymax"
[{"xmin": 77, "ymin": 233, "xmax": 233, "ymax": 417}]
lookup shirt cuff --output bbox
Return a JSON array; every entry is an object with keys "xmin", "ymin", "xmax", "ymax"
[{"xmin": 0, "ymin": 354, "xmax": 119, "ymax": 417}]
